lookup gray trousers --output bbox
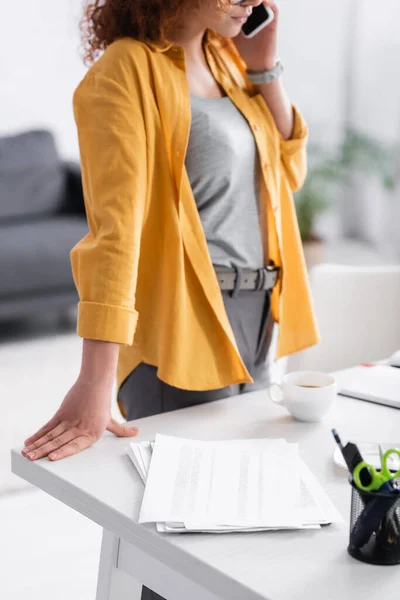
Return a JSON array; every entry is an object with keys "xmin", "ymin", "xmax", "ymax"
[{"xmin": 119, "ymin": 289, "xmax": 274, "ymax": 600}]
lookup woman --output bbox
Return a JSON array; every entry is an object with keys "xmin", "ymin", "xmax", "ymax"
[{"xmin": 22, "ymin": 3, "xmax": 319, "ymax": 595}]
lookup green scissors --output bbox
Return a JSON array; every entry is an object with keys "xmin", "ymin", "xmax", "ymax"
[{"xmin": 353, "ymin": 448, "xmax": 400, "ymax": 492}]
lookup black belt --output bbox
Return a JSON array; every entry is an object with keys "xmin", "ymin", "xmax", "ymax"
[{"xmin": 215, "ymin": 264, "xmax": 280, "ymax": 292}]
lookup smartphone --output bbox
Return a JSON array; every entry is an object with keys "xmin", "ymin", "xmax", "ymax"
[{"xmin": 241, "ymin": 4, "xmax": 274, "ymax": 38}]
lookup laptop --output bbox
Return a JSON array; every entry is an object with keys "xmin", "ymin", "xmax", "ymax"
[{"xmin": 339, "ymin": 364, "xmax": 400, "ymax": 409}]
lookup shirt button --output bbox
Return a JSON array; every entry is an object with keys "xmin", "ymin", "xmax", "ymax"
[
  {"xmin": 176, "ymin": 150, "xmax": 181, "ymax": 158},
  {"xmin": 263, "ymin": 162, "xmax": 269, "ymax": 170},
  {"xmin": 253, "ymin": 124, "xmax": 261, "ymax": 132},
  {"xmin": 228, "ymin": 87, "xmax": 234, "ymax": 95}
]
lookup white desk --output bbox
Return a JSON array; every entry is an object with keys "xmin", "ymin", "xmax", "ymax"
[{"xmin": 11, "ymin": 370, "xmax": 400, "ymax": 600}]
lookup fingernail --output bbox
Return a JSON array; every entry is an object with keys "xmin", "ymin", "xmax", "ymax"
[
  {"xmin": 22, "ymin": 448, "xmax": 28, "ymax": 456},
  {"xmin": 27, "ymin": 452, "xmax": 35, "ymax": 459},
  {"xmin": 49, "ymin": 453, "xmax": 57, "ymax": 460}
]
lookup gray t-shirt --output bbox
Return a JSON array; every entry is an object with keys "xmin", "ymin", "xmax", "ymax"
[{"xmin": 185, "ymin": 92, "xmax": 265, "ymax": 270}]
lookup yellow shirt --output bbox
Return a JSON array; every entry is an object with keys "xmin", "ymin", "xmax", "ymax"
[{"xmin": 71, "ymin": 29, "xmax": 320, "ymax": 400}]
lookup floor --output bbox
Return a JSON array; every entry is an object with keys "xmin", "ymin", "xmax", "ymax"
[
  {"xmin": 1, "ymin": 238, "xmax": 398, "ymax": 600},
  {"xmin": 0, "ymin": 487, "xmax": 103, "ymax": 600},
  {"xmin": 0, "ymin": 313, "xmax": 142, "ymax": 600}
]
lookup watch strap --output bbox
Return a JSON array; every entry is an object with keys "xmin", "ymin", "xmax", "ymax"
[{"xmin": 246, "ymin": 60, "xmax": 284, "ymax": 85}]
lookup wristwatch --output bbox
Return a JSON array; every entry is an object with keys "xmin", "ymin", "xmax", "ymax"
[{"xmin": 246, "ymin": 60, "xmax": 284, "ymax": 85}]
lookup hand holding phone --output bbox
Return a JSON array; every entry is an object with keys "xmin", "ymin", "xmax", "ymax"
[
  {"xmin": 241, "ymin": 4, "xmax": 275, "ymax": 38},
  {"xmin": 232, "ymin": 1, "xmax": 279, "ymax": 75}
]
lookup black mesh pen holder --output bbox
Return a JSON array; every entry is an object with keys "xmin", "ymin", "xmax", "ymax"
[{"xmin": 348, "ymin": 478, "xmax": 400, "ymax": 565}]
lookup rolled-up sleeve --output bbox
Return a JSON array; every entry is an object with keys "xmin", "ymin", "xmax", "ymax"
[
  {"xmin": 71, "ymin": 70, "xmax": 147, "ymax": 345},
  {"xmin": 280, "ymin": 106, "xmax": 308, "ymax": 192}
]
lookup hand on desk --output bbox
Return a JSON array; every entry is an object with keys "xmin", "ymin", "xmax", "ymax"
[{"xmin": 21, "ymin": 377, "xmax": 139, "ymax": 462}]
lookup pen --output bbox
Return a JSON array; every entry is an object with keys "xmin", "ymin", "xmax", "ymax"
[
  {"xmin": 331, "ymin": 429, "xmax": 372, "ymax": 488},
  {"xmin": 331, "ymin": 429, "xmax": 382, "ymax": 548}
]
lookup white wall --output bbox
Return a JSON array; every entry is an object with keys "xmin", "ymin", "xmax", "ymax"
[
  {"xmin": 344, "ymin": 0, "xmax": 400, "ymax": 250},
  {"xmin": 0, "ymin": 0, "xmax": 352, "ymax": 162},
  {"xmin": 350, "ymin": 0, "xmax": 400, "ymax": 142},
  {"xmin": 0, "ymin": 0, "xmax": 86, "ymax": 159},
  {"xmin": 279, "ymin": 0, "xmax": 351, "ymax": 146},
  {"xmin": 279, "ymin": 0, "xmax": 355, "ymax": 241}
]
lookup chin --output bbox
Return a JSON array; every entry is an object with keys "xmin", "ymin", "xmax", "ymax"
[{"xmin": 214, "ymin": 21, "xmax": 243, "ymax": 38}]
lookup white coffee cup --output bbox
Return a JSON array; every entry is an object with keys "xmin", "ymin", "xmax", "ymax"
[{"xmin": 268, "ymin": 371, "xmax": 337, "ymax": 422}]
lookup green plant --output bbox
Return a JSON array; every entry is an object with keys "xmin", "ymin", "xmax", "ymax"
[{"xmin": 294, "ymin": 129, "xmax": 398, "ymax": 242}]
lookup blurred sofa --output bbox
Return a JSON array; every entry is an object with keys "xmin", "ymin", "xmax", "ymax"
[{"xmin": 0, "ymin": 130, "xmax": 87, "ymax": 320}]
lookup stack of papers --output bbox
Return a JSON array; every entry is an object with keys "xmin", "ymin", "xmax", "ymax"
[{"xmin": 127, "ymin": 434, "xmax": 342, "ymax": 533}]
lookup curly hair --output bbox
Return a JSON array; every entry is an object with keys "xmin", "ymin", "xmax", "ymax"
[{"xmin": 81, "ymin": 0, "xmax": 231, "ymax": 65}]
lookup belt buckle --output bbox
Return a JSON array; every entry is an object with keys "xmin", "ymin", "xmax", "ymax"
[
  {"xmin": 264, "ymin": 263, "xmax": 279, "ymax": 290},
  {"xmin": 266, "ymin": 260, "xmax": 278, "ymax": 272}
]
